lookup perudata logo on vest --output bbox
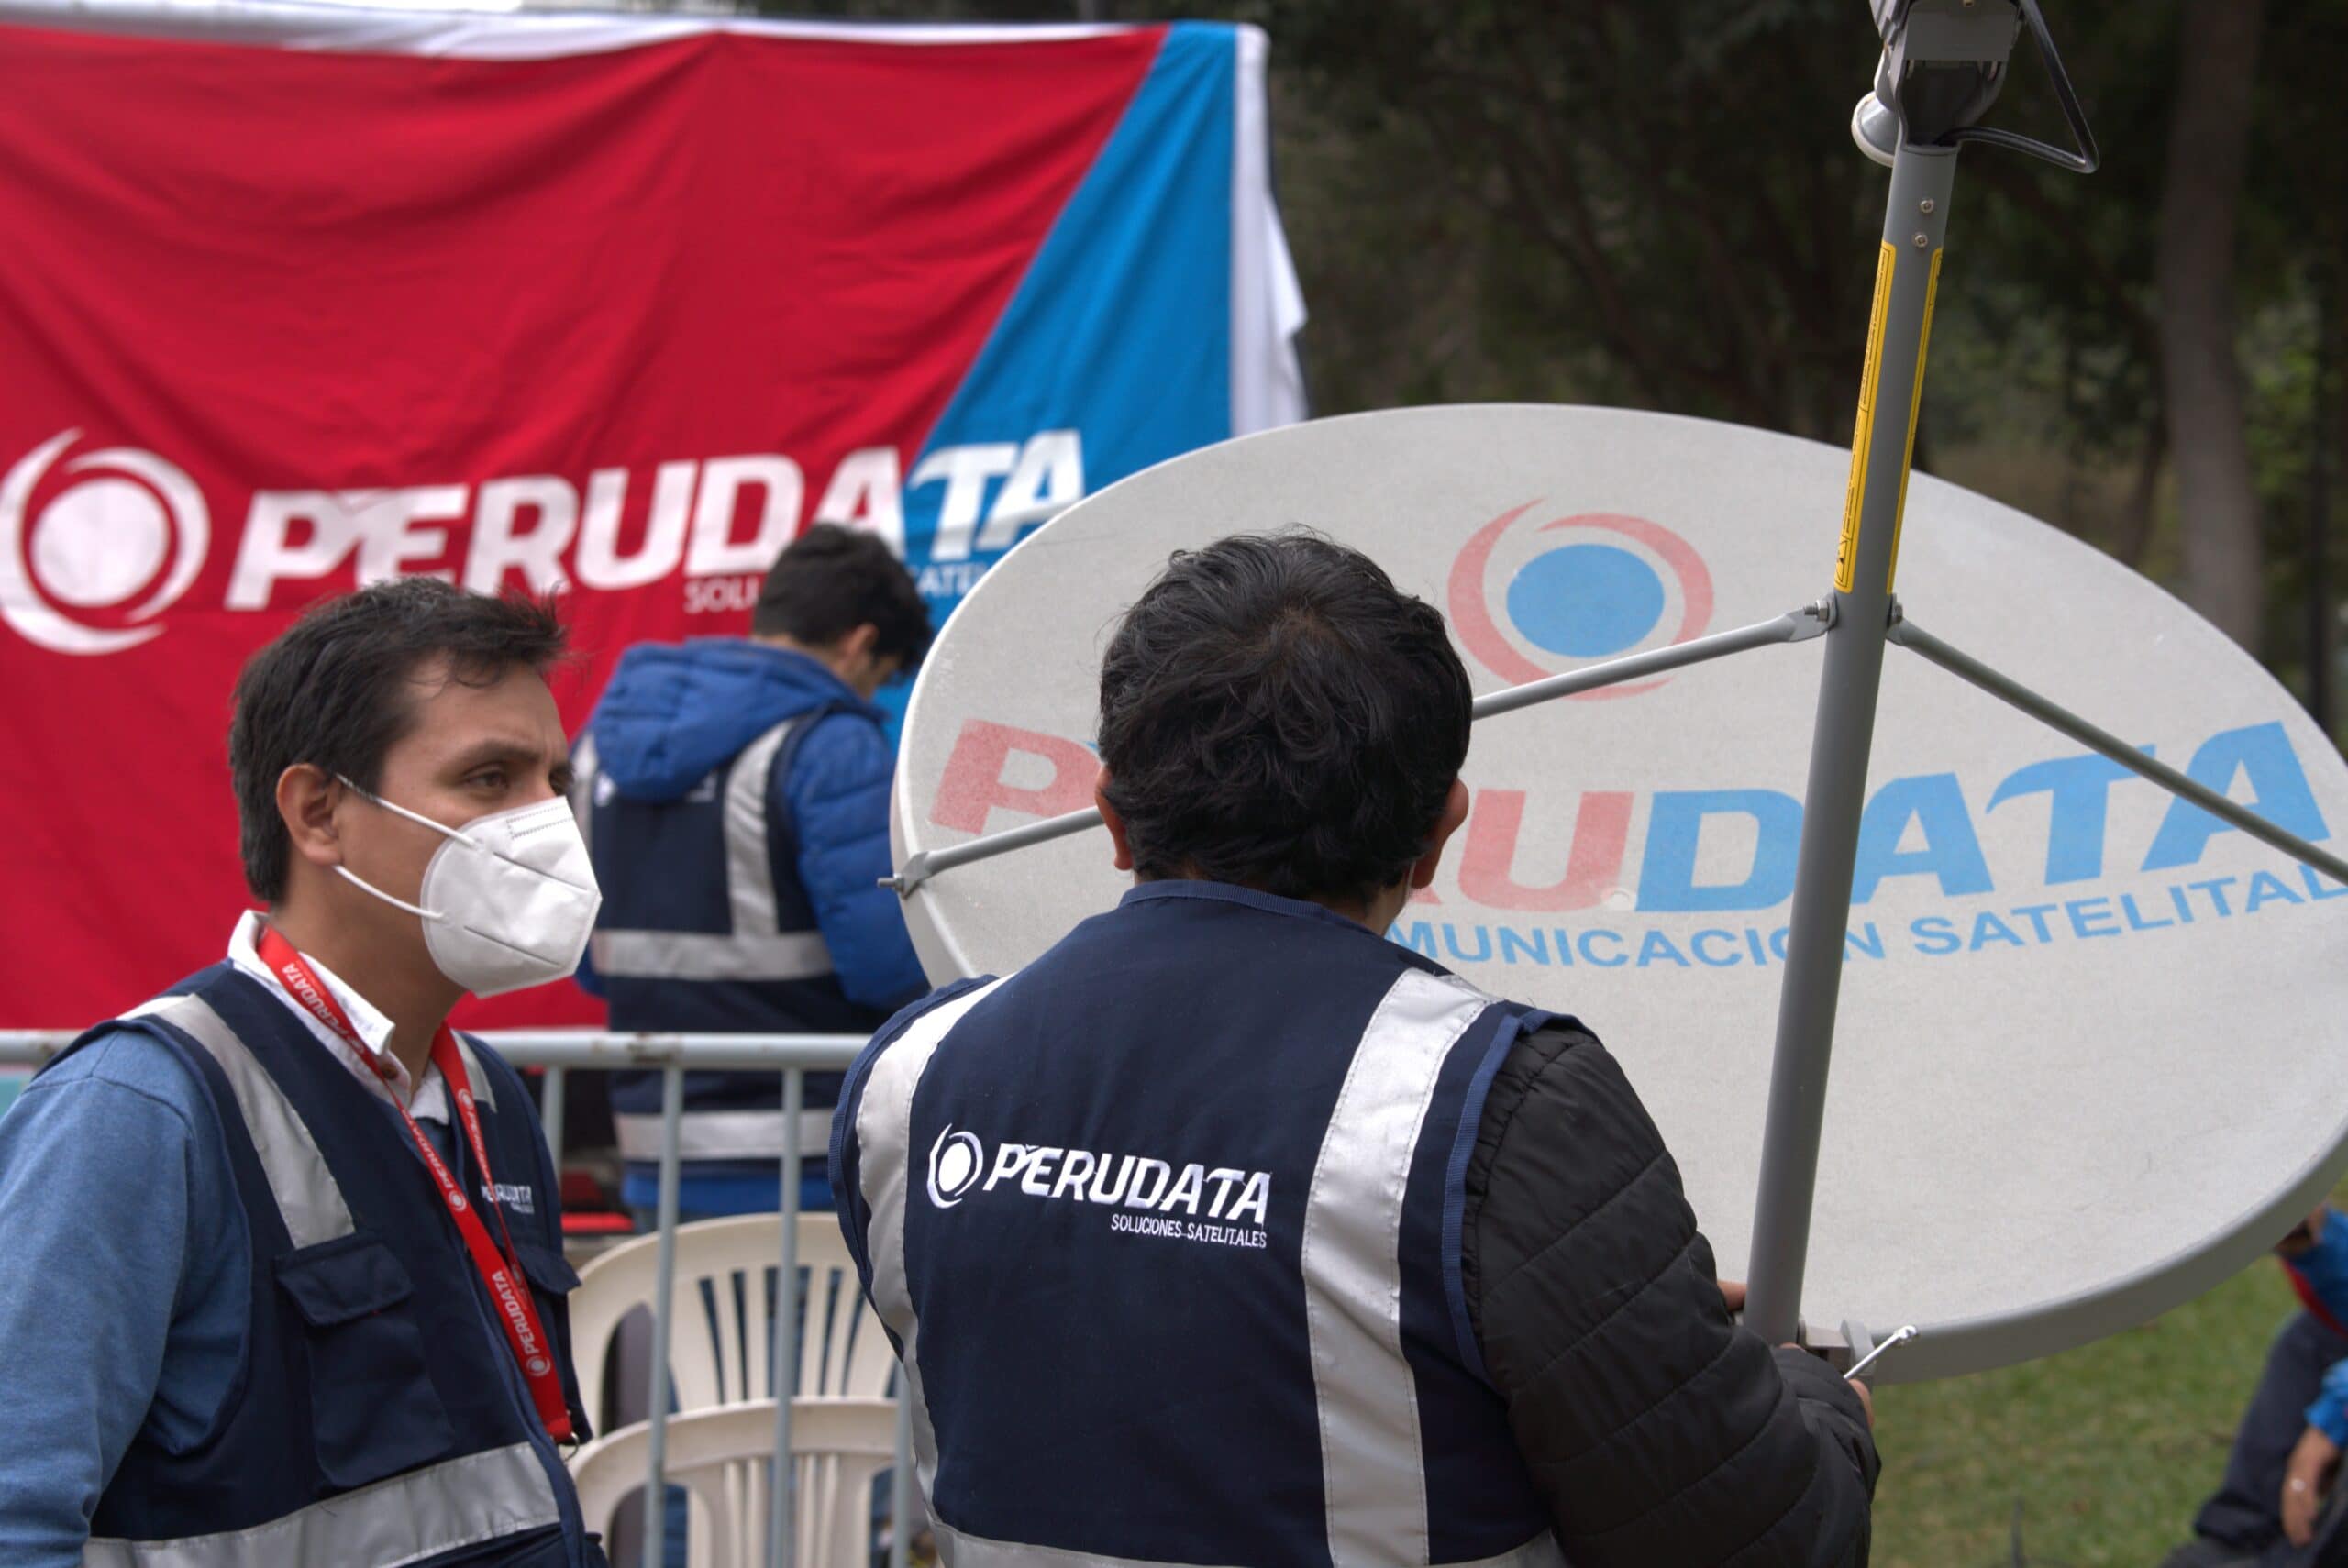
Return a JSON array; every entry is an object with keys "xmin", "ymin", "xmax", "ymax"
[
  {"xmin": 925, "ymin": 1124, "xmax": 1276, "ymax": 1251},
  {"xmin": 1445, "ymin": 504, "xmax": 1713, "ymax": 698},
  {"xmin": 927, "ymin": 1125, "xmax": 986, "ymax": 1209},
  {"xmin": 1, "ymin": 431, "xmax": 210, "ymax": 656}
]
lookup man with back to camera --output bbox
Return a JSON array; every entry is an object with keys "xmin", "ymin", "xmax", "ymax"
[
  {"xmin": 834, "ymin": 533, "xmax": 1881, "ymax": 1566},
  {"xmin": 0, "ymin": 580, "xmax": 607, "ymax": 1566},
  {"xmin": 571, "ymin": 522, "xmax": 933, "ymax": 1221}
]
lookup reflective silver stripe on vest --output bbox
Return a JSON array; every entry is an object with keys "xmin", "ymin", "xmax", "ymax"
[
  {"xmin": 590, "ymin": 716, "xmax": 838, "ymax": 982},
  {"xmin": 1301, "ymin": 968, "xmax": 1494, "ymax": 1568},
  {"xmin": 931, "ymin": 1520, "xmax": 1563, "ymax": 1568},
  {"xmin": 855, "ymin": 980, "xmax": 1004, "ymax": 1504},
  {"xmin": 82, "ymin": 1439, "xmax": 560, "ymax": 1568},
  {"xmin": 568, "ymin": 732, "xmax": 599, "ymax": 862},
  {"xmin": 725, "ymin": 718, "xmax": 797, "ymax": 934},
  {"xmin": 124, "ymin": 992, "xmax": 354, "ymax": 1250},
  {"xmin": 451, "ymin": 1036, "xmax": 497, "ymax": 1110},
  {"xmin": 614, "ymin": 1108, "xmax": 835, "ymax": 1162},
  {"xmin": 589, "ymin": 928, "xmax": 836, "ymax": 981}
]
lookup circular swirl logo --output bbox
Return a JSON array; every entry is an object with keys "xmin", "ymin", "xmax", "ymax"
[
  {"xmin": 926, "ymin": 1124, "xmax": 985, "ymax": 1209},
  {"xmin": 1446, "ymin": 503, "xmax": 1714, "ymax": 700},
  {"xmin": 0, "ymin": 429, "xmax": 210, "ymax": 656}
]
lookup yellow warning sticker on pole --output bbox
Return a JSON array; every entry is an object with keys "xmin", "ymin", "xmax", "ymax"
[
  {"xmin": 1886, "ymin": 246, "xmax": 1943, "ymax": 592},
  {"xmin": 1834, "ymin": 241, "xmax": 1897, "ymax": 594}
]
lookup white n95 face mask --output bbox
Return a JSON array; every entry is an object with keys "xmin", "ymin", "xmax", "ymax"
[{"xmin": 334, "ymin": 779, "xmax": 604, "ymax": 998}]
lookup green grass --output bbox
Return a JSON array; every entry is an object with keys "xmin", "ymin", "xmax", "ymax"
[{"xmin": 1871, "ymin": 1255, "xmax": 2305, "ymax": 1566}]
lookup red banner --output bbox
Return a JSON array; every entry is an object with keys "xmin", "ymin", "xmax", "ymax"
[{"xmin": 0, "ymin": 19, "xmax": 1170, "ymax": 1025}]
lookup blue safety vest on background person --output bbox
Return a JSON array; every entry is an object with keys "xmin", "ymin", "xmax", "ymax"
[
  {"xmin": 52, "ymin": 966, "xmax": 600, "ymax": 1568},
  {"xmin": 574, "ymin": 639, "xmax": 929, "ymax": 1216},
  {"xmin": 835, "ymin": 881, "xmax": 1564, "ymax": 1567}
]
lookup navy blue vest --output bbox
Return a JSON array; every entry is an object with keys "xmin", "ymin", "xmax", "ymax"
[
  {"xmin": 59, "ymin": 965, "xmax": 601, "ymax": 1568},
  {"xmin": 577, "ymin": 713, "xmax": 876, "ymax": 1165},
  {"xmin": 836, "ymin": 883, "xmax": 1562, "ymax": 1568}
]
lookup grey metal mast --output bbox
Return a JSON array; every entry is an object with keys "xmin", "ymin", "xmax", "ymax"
[{"xmin": 1744, "ymin": 0, "xmax": 2096, "ymax": 1343}]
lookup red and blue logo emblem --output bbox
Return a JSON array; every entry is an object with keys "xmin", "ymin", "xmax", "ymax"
[{"xmin": 1445, "ymin": 502, "xmax": 1714, "ymax": 699}]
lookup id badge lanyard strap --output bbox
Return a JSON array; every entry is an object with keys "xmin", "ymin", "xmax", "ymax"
[{"xmin": 259, "ymin": 926, "xmax": 575, "ymax": 1443}]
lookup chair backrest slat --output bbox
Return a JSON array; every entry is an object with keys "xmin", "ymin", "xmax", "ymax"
[
  {"xmin": 570, "ymin": 1398, "xmax": 898, "ymax": 1568},
  {"xmin": 571, "ymin": 1212, "xmax": 887, "ymax": 1416}
]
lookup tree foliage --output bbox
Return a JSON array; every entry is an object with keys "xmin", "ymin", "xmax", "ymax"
[{"xmin": 777, "ymin": 0, "xmax": 2342, "ymax": 723}]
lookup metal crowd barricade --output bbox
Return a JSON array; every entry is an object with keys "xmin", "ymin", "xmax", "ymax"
[{"xmin": 0, "ymin": 1028, "xmax": 904, "ymax": 1568}]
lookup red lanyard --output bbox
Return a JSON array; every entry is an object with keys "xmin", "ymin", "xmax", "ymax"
[{"xmin": 257, "ymin": 926, "xmax": 574, "ymax": 1444}]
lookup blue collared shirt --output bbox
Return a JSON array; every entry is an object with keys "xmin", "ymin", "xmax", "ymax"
[{"xmin": 0, "ymin": 922, "xmax": 460, "ymax": 1566}]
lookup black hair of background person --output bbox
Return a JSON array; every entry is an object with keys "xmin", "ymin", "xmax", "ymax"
[
  {"xmin": 227, "ymin": 580, "xmax": 569, "ymax": 902},
  {"xmin": 1097, "ymin": 531, "xmax": 1474, "ymax": 908},
  {"xmin": 753, "ymin": 523, "xmax": 934, "ymax": 675}
]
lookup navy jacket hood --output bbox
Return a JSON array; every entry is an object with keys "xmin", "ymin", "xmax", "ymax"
[{"xmin": 586, "ymin": 639, "xmax": 872, "ymax": 802}]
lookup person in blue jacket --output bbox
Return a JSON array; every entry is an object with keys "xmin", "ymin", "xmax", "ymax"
[
  {"xmin": 573, "ymin": 523, "xmax": 933, "ymax": 1220},
  {"xmin": 2164, "ymin": 1205, "xmax": 2348, "ymax": 1567}
]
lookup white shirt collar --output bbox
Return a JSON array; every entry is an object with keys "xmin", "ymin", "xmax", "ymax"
[{"xmin": 228, "ymin": 911, "xmax": 449, "ymax": 1122}]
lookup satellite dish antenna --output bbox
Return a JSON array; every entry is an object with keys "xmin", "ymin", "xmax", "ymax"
[
  {"xmin": 889, "ymin": 404, "xmax": 2348, "ymax": 1382},
  {"xmin": 885, "ymin": 4, "xmax": 2343, "ymax": 1380}
]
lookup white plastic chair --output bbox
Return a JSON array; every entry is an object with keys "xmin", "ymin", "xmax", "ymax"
[
  {"xmin": 571, "ymin": 1397, "xmax": 897, "ymax": 1568},
  {"xmin": 570, "ymin": 1212, "xmax": 897, "ymax": 1424}
]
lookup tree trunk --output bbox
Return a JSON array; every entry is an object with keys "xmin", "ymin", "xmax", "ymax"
[
  {"xmin": 2155, "ymin": 0, "xmax": 2266, "ymax": 650},
  {"xmin": 2111, "ymin": 418, "xmax": 2166, "ymax": 571},
  {"xmin": 2314, "ymin": 268, "xmax": 2340, "ymax": 739}
]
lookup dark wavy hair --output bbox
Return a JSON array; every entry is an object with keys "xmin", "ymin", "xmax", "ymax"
[
  {"xmin": 1097, "ymin": 532, "xmax": 1472, "ymax": 905},
  {"xmin": 753, "ymin": 524, "xmax": 932, "ymax": 677},
  {"xmin": 229, "ymin": 580, "xmax": 568, "ymax": 901}
]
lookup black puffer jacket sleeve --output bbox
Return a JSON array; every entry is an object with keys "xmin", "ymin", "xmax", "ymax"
[{"xmin": 1462, "ymin": 1021, "xmax": 1879, "ymax": 1566}]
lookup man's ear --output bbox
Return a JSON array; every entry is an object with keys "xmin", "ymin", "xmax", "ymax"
[
  {"xmin": 1408, "ymin": 778, "xmax": 1471, "ymax": 890},
  {"xmin": 1094, "ymin": 767, "xmax": 1135, "ymax": 873},
  {"xmin": 839, "ymin": 623, "xmax": 880, "ymax": 666},
  {"xmin": 277, "ymin": 764, "xmax": 346, "ymax": 873}
]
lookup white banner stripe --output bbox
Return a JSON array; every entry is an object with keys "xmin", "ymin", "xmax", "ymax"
[{"xmin": 0, "ymin": 1, "xmax": 1134, "ymax": 61}]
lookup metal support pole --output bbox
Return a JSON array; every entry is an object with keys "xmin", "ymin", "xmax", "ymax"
[
  {"xmin": 0, "ymin": 1032, "xmax": 872, "ymax": 1071},
  {"xmin": 885, "ymin": 807, "xmax": 1106, "ymax": 895},
  {"xmin": 768, "ymin": 1069, "xmax": 803, "ymax": 1568},
  {"xmin": 1889, "ymin": 615, "xmax": 2348, "ymax": 886},
  {"xmin": 1469, "ymin": 604, "xmax": 1828, "ymax": 720},
  {"xmin": 537, "ymin": 1064, "xmax": 566, "ymax": 1167},
  {"xmin": 1746, "ymin": 142, "xmax": 1957, "ymax": 1345},
  {"xmin": 0, "ymin": 1035, "xmax": 67, "ymax": 1064},
  {"xmin": 643, "ymin": 1065, "xmax": 686, "ymax": 1568},
  {"xmin": 891, "ymin": 1395, "xmax": 914, "ymax": 1568},
  {"xmin": 440, "ymin": 1032, "xmax": 869, "ymax": 1071}
]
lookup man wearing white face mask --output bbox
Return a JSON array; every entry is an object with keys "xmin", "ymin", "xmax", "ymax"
[{"xmin": 0, "ymin": 579, "xmax": 609, "ymax": 1568}]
